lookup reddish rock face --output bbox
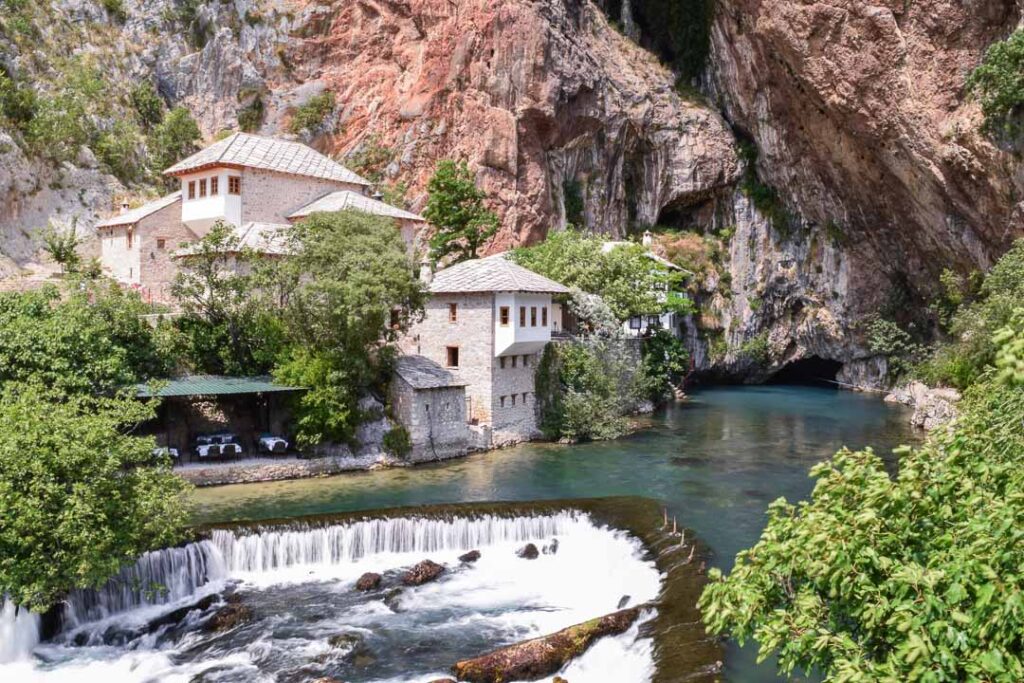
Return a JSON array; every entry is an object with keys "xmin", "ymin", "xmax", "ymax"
[{"xmin": 290, "ymin": 0, "xmax": 739, "ymax": 251}]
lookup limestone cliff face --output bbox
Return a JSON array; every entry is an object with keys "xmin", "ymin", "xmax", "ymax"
[
  {"xmin": 695, "ymin": 0, "xmax": 1024, "ymax": 382},
  {"xmin": 289, "ymin": 0, "xmax": 739, "ymax": 249}
]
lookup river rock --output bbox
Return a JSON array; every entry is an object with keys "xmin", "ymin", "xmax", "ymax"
[
  {"xmin": 403, "ymin": 560, "xmax": 445, "ymax": 586},
  {"xmin": 328, "ymin": 632, "xmax": 364, "ymax": 650},
  {"xmin": 383, "ymin": 587, "xmax": 404, "ymax": 609},
  {"xmin": 516, "ymin": 543, "xmax": 539, "ymax": 560},
  {"xmin": 355, "ymin": 572, "xmax": 382, "ymax": 591},
  {"xmin": 459, "ymin": 550, "xmax": 481, "ymax": 563},
  {"xmin": 452, "ymin": 606, "xmax": 642, "ymax": 682},
  {"xmin": 885, "ymin": 381, "xmax": 960, "ymax": 430},
  {"xmin": 543, "ymin": 539, "xmax": 559, "ymax": 555},
  {"xmin": 205, "ymin": 594, "xmax": 252, "ymax": 633},
  {"xmin": 617, "ymin": 595, "xmax": 631, "ymax": 609}
]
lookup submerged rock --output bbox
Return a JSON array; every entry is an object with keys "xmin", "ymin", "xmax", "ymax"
[
  {"xmin": 543, "ymin": 539, "xmax": 559, "ymax": 555},
  {"xmin": 204, "ymin": 594, "xmax": 252, "ymax": 633},
  {"xmin": 459, "ymin": 550, "xmax": 481, "ymax": 563},
  {"xmin": 403, "ymin": 560, "xmax": 445, "ymax": 586},
  {"xmin": 452, "ymin": 606, "xmax": 643, "ymax": 682},
  {"xmin": 383, "ymin": 587, "xmax": 404, "ymax": 609},
  {"xmin": 617, "ymin": 595, "xmax": 631, "ymax": 609},
  {"xmin": 328, "ymin": 632, "xmax": 364, "ymax": 650},
  {"xmin": 355, "ymin": 572, "xmax": 382, "ymax": 591},
  {"xmin": 516, "ymin": 543, "xmax": 539, "ymax": 560}
]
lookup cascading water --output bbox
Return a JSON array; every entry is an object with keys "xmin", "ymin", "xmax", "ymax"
[
  {"xmin": 0, "ymin": 596, "xmax": 41, "ymax": 663},
  {"xmin": 4, "ymin": 512, "xmax": 662, "ymax": 682}
]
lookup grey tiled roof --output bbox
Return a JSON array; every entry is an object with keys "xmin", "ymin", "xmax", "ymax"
[
  {"xmin": 429, "ymin": 254, "xmax": 570, "ymax": 294},
  {"xmin": 289, "ymin": 190, "xmax": 425, "ymax": 222},
  {"xmin": 173, "ymin": 222, "xmax": 291, "ymax": 257},
  {"xmin": 394, "ymin": 355, "xmax": 467, "ymax": 389},
  {"xmin": 163, "ymin": 133, "xmax": 371, "ymax": 186},
  {"xmin": 95, "ymin": 192, "xmax": 181, "ymax": 228}
]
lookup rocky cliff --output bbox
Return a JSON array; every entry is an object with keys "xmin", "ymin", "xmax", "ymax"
[{"xmin": 2, "ymin": 0, "xmax": 1022, "ymax": 385}]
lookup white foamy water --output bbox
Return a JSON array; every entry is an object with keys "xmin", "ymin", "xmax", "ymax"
[
  {"xmin": 0, "ymin": 596, "xmax": 41, "ymax": 663},
  {"xmin": 0, "ymin": 512, "xmax": 661, "ymax": 682}
]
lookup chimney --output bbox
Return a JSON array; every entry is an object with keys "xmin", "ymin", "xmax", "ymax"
[
  {"xmin": 419, "ymin": 258, "xmax": 433, "ymax": 286},
  {"xmin": 120, "ymin": 201, "xmax": 130, "ymax": 214},
  {"xmin": 642, "ymin": 230, "xmax": 653, "ymax": 247}
]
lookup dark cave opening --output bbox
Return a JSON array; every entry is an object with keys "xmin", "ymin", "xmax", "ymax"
[{"xmin": 768, "ymin": 357, "xmax": 843, "ymax": 387}]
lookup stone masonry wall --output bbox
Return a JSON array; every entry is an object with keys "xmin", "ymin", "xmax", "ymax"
[
  {"xmin": 98, "ymin": 223, "xmax": 139, "ymax": 284},
  {"xmin": 137, "ymin": 197, "xmax": 195, "ymax": 303},
  {"xmin": 390, "ymin": 377, "xmax": 470, "ymax": 461},
  {"xmin": 404, "ymin": 293, "xmax": 496, "ymax": 425},
  {"xmin": 241, "ymin": 168, "xmax": 364, "ymax": 224},
  {"xmin": 491, "ymin": 351, "xmax": 541, "ymax": 446}
]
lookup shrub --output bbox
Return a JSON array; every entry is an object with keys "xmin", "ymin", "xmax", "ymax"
[
  {"xmin": 0, "ymin": 70, "xmax": 37, "ymax": 130},
  {"xmin": 640, "ymin": 328, "xmax": 689, "ymax": 401},
  {"xmin": 966, "ymin": 29, "xmax": 1024, "ymax": 135},
  {"xmin": 96, "ymin": 119, "xmax": 144, "ymax": 184},
  {"xmin": 130, "ymin": 82, "xmax": 164, "ymax": 130},
  {"xmin": 738, "ymin": 331, "xmax": 771, "ymax": 364},
  {"xmin": 101, "ymin": 0, "xmax": 126, "ymax": 23},
  {"xmin": 237, "ymin": 96, "xmax": 264, "ymax": 133},
  {"xmin": 563, "ymin": 179, "xmax": 585, "ymax": 227},
  {"xmin": 382, "ymin": 424, "xmax": 412, "ymax": 458},
  {"xmin": 867, "ymin": 317, "xmax": 923, "ymax": 379},
  {"xmin": 149, "ymin": 106, "xmax": 201, "ymax": 174},
  {"xmin": 288, "ymin": 91, "xmax": 335, "ymax": 135}
]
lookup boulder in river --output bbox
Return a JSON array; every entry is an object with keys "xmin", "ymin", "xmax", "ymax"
[
  {"xmin": 355, "ymin": 572, "xmax": 382, "ymax": 591},
  {"xmin": 516, "ymin": 543, "xmax": 539, "ymax": 559},
  {"xmin": 328, "ymin": 632, "xmax": 364, "ymax": 650},
  {"xmin": 403, "ymin": 559, "xmax": 445, "ymax": 586},
  {"xmin": 204, "ymin": 594, "xmax": 252, "ymax": 633},
  {"xmin": 617, "ymin": 595, "xmax": 631, "ymax": 609},
  {"xmin": 452, "ymin": 606, "xmax": 642, "ymax": 682},
  {"xmin": 543, "ymin": 539, "xmax": 559, "ymax": 555},
  {"xmin": 459, "ymin": 550, "xmax": 481, "ymax": 563}
]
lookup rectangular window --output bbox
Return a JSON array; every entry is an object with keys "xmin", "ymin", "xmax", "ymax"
[
  {"xmin": 499, "ymin": 357, "xmax": 506, "ymax": 369},
  {"xmin": 499, "ymin": 306, "xmax": 510, "ymax": 326},
  {"xmin": 511, "ymin": 355, "xmax": 517, "ymax": 368},
  {"xmin": 523, "ymin": 355, "xmax": 530, "ymax": 368},
  {"xmin": 156, "ymin": 238, "xmax": 166, "ymax": 250},
  {"xmin": 448, "ymin": 303, "xmax": 458, "ymax": 323},
  {"xmin": 199, "ymin": 178, "xmax": 207, "ymax": 198},
  {"xmin": 390, "ymin": 308, "xmax": 401, "ymax": 329},
  {"xmin": 530, "ymin": 307, "xmax": 537, "ymax": 327},
  {"xmin": 188, "ymin": 181, "xmax": 196, "ymax": 199},
  {"xmin": 629, "ymin": 316, "xmax": 642, "ymax": 330},
  {"xmin": 126, "ymin": 231, "xmax": 132, "ymax": 249},
  {"xmin": 519, "ymin": 306, "xmax": 526, "ymax": 327},
  {"xmin": 500, "ymin": 396, "xmax": 506, "ymax": 408},
  {"xmin": 542, "ymin": 307, "xmax": 548, "ymax": 326},
  {"xmin": 511, "ymin": 394, "xmax": 516, "ymax": 406},
  {"xmin": 522, "ymin": 392, "xmax": 528, "ymax": 403},
  {"xmin": 446, "ymin": 346, "xmax": 460, "ymax": 368},
  {"xmin": 210, "ymin": 176, "xmax": 219, "ymax": 195},
  {"xmin": 228, "ymin": 176, "xmax": 241, "ymax": 195}
]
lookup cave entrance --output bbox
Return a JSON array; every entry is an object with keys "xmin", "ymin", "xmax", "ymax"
[{"xmin": 767, "ymin": 357, "xmax": 842, "ymax": 387}]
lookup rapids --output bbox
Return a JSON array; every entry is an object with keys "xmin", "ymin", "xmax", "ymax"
[{"xmin": 0, "ymin": 512, "xmax": 661, "ymax": 682}]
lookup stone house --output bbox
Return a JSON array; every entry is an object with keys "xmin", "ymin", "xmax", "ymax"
[
  {"xmin": 401, "ymin": 254, "xmax": 570, "ymax": 448},
  {"xmin": 97, "ymin": 132, "xmax": 426, "ymax": 302},
  {"xmin": 389, "ymin": 355, "xmax": 470, "ymax": 461}
]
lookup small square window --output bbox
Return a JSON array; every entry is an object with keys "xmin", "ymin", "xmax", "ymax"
[
  {"xmin": 228, "ymin": 176, "xmax": 241, "ymax": 195},
  {"xmin": 522, "ymin": 392, "xmax": 528, "ymax": 403},
  {"xmin": 448, "ymin": 303, "xmax": 458, "ymax": 323},
  {"xmin": 519, "ymin": 306, "xmax": 526, "ymax": 327},
  {"xmin": 542, "ymin": 307, "xmax": 548, "ymax": 326},
  {"xmin": 531, "ymin": 306, "xmax": 537, "ymax": 326},
  {"xmin": 156, "ymin": 238, "xmax": 166, "ymax": 250},
  {"xmin": 210, "ymin": 177, "xmax": 219, "ymax": 195},
  {"xmin": 629, "ymin": 316, "xmax": 642, "ymax": 330},
  {"xmin": 199, "ymin": 178, "xmax": 207, "ymax": 197},
  {"xmin": 188, "ymin": 181, "xmax": 196, "ymax": 199},
  {"xmin": 499, "ymin": 306, "xmax": 510, "ymax": 326},
  {"xmin": 446, "ymin": 346, "xmax": 460, "ymax": 368}
]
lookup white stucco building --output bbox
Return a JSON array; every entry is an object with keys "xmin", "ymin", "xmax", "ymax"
[
  {"xmin": 97, "ymin": 133, "xmax": 427, "ymax": 302},
  {"xmin": 399, "ymin": 255, "xmax": 570, "ymax": 448}
]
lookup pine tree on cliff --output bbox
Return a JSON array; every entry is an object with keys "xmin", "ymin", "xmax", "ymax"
[{"xmin": 423, "ymin": 160, "xmax": 499, "ymax": 265}]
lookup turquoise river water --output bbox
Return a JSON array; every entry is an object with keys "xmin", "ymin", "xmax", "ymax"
[{"xmin": 192, "ymin": 386, "xmax": 921, "ymax": 682}]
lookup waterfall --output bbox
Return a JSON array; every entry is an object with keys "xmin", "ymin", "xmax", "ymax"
[
  {"xmin": 621, "ymin": 0, "xmax": 641, "ymax": 41},
  {"xmin": 60, "ymin": 512, "xmax": 584, "ymax": 634},
  {"xmin": 0, "ymin": 596, "xmax": 41, "ymax": 663}
]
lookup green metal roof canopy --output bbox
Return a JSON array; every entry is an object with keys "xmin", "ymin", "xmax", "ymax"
[{"xmin": 137, "ymin": 375, "xmax": 305, "ymax": 398}]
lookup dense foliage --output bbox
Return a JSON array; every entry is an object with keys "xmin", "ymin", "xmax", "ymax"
[
  {"xmin": 150, "ymin": 106, "xmax": 202, "ymax": 175},
  {"xmin": 273, "ymin": 210, "xmax": 426, "ymax": 446},
  {"xmin": 0, "ymin": 282, "xmax": 169, "ymax": 395},
  {"xmin": 916, "ymin": 239, "xmax": 1024, "ymax": 389},
  {"xmin": 510, "ymin": 229, "xmax": 691, "ymax": 320},
  {"xmin": 700, "ymin": 317, "xmax": 1024, "ymax": 680},
  {"xmin": 966, "ymin": 30, "xmax": 1024, "ymax": 135},
  {"xmin": 640, "ymin": 328, "xmax": 690, "ymax": 401},
  {"xmin": 0, "ymin": 387, "xmax": 190, "ymax": 612},
  {"xmin": 423, "ymin": 160, "xmax": 500, "ymax": 264},
  {"xmin": 288, "ymin": 92, "xmax": 336, "ymax": 136}
]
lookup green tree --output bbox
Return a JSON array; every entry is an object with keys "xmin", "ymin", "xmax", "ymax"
[
  {"xmin": 640, "ymin": 328, "xmax": 689, "ymax": 401},
  {"xmin": 129, "ymin": 81, "xmax": 164, "ymax": 130},
  {"xmin": 171, "ymin": 222, "xmax": 286, "ymax": 376},
  {"xmin": 0, "ymin": 385, "xmax": 190, "ymax": 612},
  {"xmin": 699, "ymin": 319, "xmax": 1024, "ymax": 681},
  {"xmin": 274, "ymin": 210, "xmax": 426, "ymax": 445},
  {"xmin": 41, "ymin": 218, "xmax": 82, "ymax": 274},
  {"xmin": 0, "ymin": 282, "xmax": 168, "ymax": 395},
  {"xmin": 423, "ymin": 160, "xmax": 499, "ymax": 264},
  {"xmin": 149, "ymin": 106, "xmax": 201, "ymax": 173},
  {"xmin": 509, "ymin": 229, "xmax": 691, "ymax": 321},
  {"xmin": 288, "ymin": 91, "xmax": 335, "ymax": 136},
  {"xmin": 966, "ymin": 29, "xmax": 1024, "ymax": 135}
]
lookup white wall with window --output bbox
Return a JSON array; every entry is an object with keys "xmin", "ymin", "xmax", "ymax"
[
  {"xmin": 180, "ymin": 167, "xmax": 242, "ymax": 234},
  {"xmin": 493, "ymin": 292, "xmax": 553, "ymax": 356}
]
